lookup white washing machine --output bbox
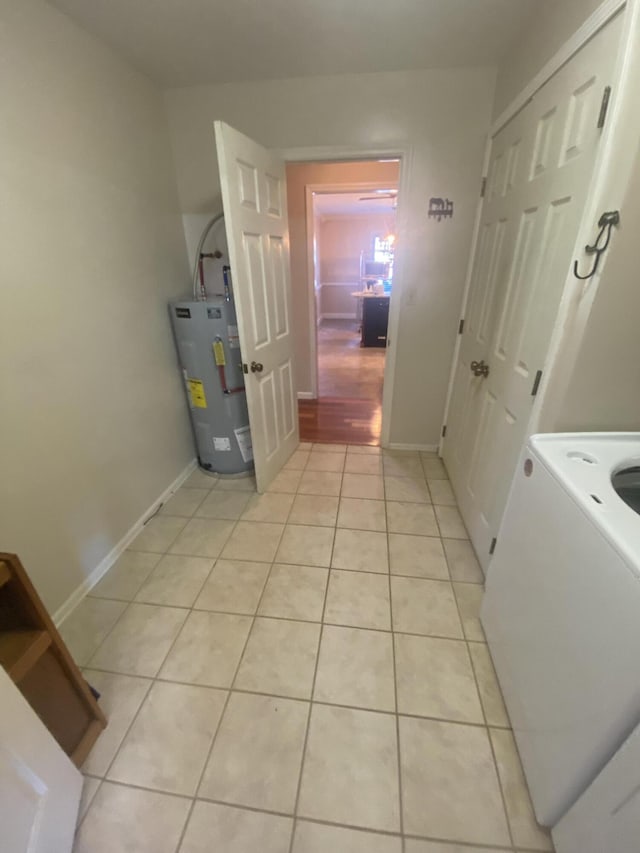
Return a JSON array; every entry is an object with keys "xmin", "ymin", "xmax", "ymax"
[
  {"xmin": 552, "ymin": 721, "xmax": 640, "ymax": 853},
  {"xmin": 481, "ymin": 433, "xmax": 640, "ymax": 828}
]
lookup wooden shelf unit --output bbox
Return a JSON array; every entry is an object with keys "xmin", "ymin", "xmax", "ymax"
[
  {"xmin": 0, "ymin": 553, "xmax": 106, "ymax": 767},
  {"xmin": 0, "ymin": 628, "xmax": 51, "ymax": 682}
]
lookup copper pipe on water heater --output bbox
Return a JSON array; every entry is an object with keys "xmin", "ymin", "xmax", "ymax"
[{"xmin": 192, "ymin": 212, "xmax": 226, "ymax": 299}]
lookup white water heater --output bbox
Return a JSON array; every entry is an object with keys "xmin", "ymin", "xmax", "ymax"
[{"xmin": 169, "ymin": 295, "xmax": 253, "ymax": 476}]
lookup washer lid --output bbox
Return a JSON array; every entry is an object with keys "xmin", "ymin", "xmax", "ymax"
[{"xmin": 528, "ymin": 433, "xmax": 640, "ymax": 578}]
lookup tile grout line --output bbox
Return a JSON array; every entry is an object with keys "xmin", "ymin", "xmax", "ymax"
[
  {"xmin": 385, "ymin": 485, "xmax": 406, "ymax": 851},
  {"xmin": 172, "ymin": 538, "xmax": 283, "ymax": 853},
  {"xmin": 89, "ymin": 562, "xmax": 483, "ymax": 608},
  {"xmin": 79, "ymin": 668, "xmax": 512, "ymax": 731},
  {"xmin": 131, "ymin": 559, "xmax": 217, "ymax": 610},
  {"xmin": 430, "ymin": 461, "xmax": 521, "ymax": 850},
  {"xmin": 78, "ymin": 447, "xmax": 528, "ymax": 850},
  {"xmin": 74, "ymin": 777, "xmax": 103, "ymax": 836},
  {"xmin": 404, "ymin": 834, "xmax": 517, "ymax": 852},
  {"xmin": 79, "ymin": 617, "xmax": 487, "ymax": 647},
  {"xmin": 465, "ymin": 650, "xmax": 539, "ymax": 846},
  {"xmin": 78, "ymin": 777, "xmax": 529, "ymax": 852},
  {"xmin": 486, "ymin": 709, "xmax": 517, "ymax": 850},
  {"xmin": 287, "ymin": 464, "xmax": 341, "ymax": 853},
  {"xmin": 77, "ymin": 459, "xmax": 295, "ymax": 843},
  {"xmin": 80, "ymin": 507, "xmax": 206, "ymax": 664},
  {"xmin": 166, "ymin": 526, "xmax": 473, "ymax": 551},
  {"xmin": 91, "ymin": 550, "xmax": 224, "ymax": 810},
  {"xmin": 79, "ymin": 508, "xmax": 245, "ymax": 847},
  {"xmin": 447, "ymin": 538, "xmax": 516, "ymax": 851}
]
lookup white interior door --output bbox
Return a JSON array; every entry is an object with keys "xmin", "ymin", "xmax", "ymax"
[
  {"xmin": 215, "ymin": 121, "xmax": 299, "ymax": 492},
  {"xmin": 443, "ymin": 13, "xmax": 622, "ymax": 568},
  {"xmin": 0, "ymin": 666, "xmax": 82, "ymax": 853}
]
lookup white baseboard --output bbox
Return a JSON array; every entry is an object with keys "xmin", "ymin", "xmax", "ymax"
[
  {"xmin": 387, "ymin": 442, "xmax": 440, "ymax": 453},
  {"xmin": 297, "ymin": 391, "xmax": 315, "ymax": 400},
  {"xmin": 53, "ymin": 458, "xmax": 197, "ymax": 626}
]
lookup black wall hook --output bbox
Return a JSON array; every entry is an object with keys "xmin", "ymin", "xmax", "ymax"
[{"xmin": 573, "ymin": 210, "xmax": 620, "ymax": 280}]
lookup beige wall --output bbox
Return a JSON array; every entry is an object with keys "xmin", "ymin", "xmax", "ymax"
[
  {"xmin": 318, "ymin": 212, "xmax": 393, "ymax": 317},
  {"xmin": 493, "ymin": 0, "xmax": 604, "ymax": 117},
  {"xmin": 319, "ymin": 213, "xmax": 394, "ymax": 283},
  {"xmin": 0, "ymin": 0, "xmax": 193, "ymax": 615},
  {"xmin": 319, "ymin": 285, "xmax": 357, "ymax": 318},
  {"xmin": 286, "ymin": 160, "xmax": 399, "ymax": 385},
  {"xmin": 165, "ymin": 68, "xmax": 496, "ymax": 445}
]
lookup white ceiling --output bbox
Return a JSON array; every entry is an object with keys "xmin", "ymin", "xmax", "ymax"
[
  {"xmin": 47, "ymin": 0, "xmax": 539, "ymax": 87},
  {"xmin": 314, "ymin": 191, "xmax": 397, "ymax": 217}
]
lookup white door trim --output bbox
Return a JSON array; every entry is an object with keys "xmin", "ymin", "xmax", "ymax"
[
  {"xmin": 492, "ymin": 0, "xmax": 627, "ymax": 136},
  {"xmin": 439, "ymin": 136, "xmax": 492, "ymax": 455},
  {"xmin": 277, "ymin": 143, "xmax": 413, "ymax": 447},
  {"xmin": 304, "ymin": 183, "xmax": 319, "ymax": 399},
  {"xmin": 304, "ymin": 179, "xmax": 400, "ymax": 400}
]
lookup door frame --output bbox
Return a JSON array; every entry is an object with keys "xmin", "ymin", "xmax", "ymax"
[
  {"xmin": 302, "ymin": 179, "xmax": 401, "ymax": 400},
  {"xmin": 440, "ymin": 0, "xmax": 632, "ymax": 458},
  {"xmin": 276, "ymin": 143, "xmax": 414, "ymax": 448}
]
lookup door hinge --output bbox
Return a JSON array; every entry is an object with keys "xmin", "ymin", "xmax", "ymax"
[
  {"xmin": 441, "ymin": 425, "xmax": 447, "ymax": 438},
  {"xmin": 480, "ymin": 177, "xmax": 487, "ymax": 198},
  {"xmin": 458, "ymin": 318, "xmax": 465, "ymax": 335},
  {"xmin": 597, "ymin": 85, "xmax": 612, "ymax": 129},
  {"xmin": 489, "ymin": 537, "xmax": 497, "ymax": 555},
  {"xmin": 242, "ymin": 363, "xmax": 249, "ymax": 374},
  {"xmin": 531, "ymin": 369, "xmax": 542, "ymax": 396}
]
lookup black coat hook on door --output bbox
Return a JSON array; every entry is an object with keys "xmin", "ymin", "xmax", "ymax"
[{"xmin": 573, "ymin": 210, "xmax": 620, "ymax": 280}]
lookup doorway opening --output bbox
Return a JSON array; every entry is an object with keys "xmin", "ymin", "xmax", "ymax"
[{"xmin": 286, "ymin": 159, "xmax": 400, "ymax": 445}]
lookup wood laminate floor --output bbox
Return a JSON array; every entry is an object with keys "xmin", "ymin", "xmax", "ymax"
[
  {"xmin": 298, "ymin": 397, "xmax": 382, "ymax": 445},
  {"xmin": 299, "ymin": 320, "xmax": 385, "ymax": 445}
]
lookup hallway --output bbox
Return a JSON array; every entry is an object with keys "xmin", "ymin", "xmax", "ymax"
[
  {"xmin": 317, "ymin": 319, "xmax": 385, "ymax": 400},
  {"xmin": 64, "ymin": 445, "xmax": 552, "ymax": 853},
  {"xmin": 299, "ymin": 320, "xmax": 385, "ymax": 444}
]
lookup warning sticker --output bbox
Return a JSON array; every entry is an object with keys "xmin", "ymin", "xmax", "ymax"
[
  {"xmin": 187, "ymin": 379, "xmax": 207, "ymax": 408},
  {"xmin": 213, "ymin": 437, "xmax": 231, "ymax": 451},
  {"xmin": 213, "ymin": 340, "xmax": 226, "ymax": 366},
  {"xmin": 227, "ymin": 325, "xmax": 240, "ymax": 349},
  {"xmin": 234, "ymin": 425, "xmax": 253, "ymax": 463}
]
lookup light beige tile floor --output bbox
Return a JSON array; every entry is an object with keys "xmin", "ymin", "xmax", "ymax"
[{"xmin": 68, "ymin": 445, "xmax": 553, "ymax": 853}]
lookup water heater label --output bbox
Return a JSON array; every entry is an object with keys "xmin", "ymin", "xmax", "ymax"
[
  {"xmin": 213, "ymin": 437, "xmax": 231, "ymax": 451},
  {"xmin": 187, "ymin": 379, "xmax": 207, "ymax": 408},
  {"xmin": 213, "ymin": 340, "xmax": 226, "ymax": 366},
  {"xmin": 234, "ymin": 425, "xmax": 253, "ymax": 463}
]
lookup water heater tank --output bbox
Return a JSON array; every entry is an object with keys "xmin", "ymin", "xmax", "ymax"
[{"xmin": 169, "ymin": 298, "xmax": 253, "ymax": 475}]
